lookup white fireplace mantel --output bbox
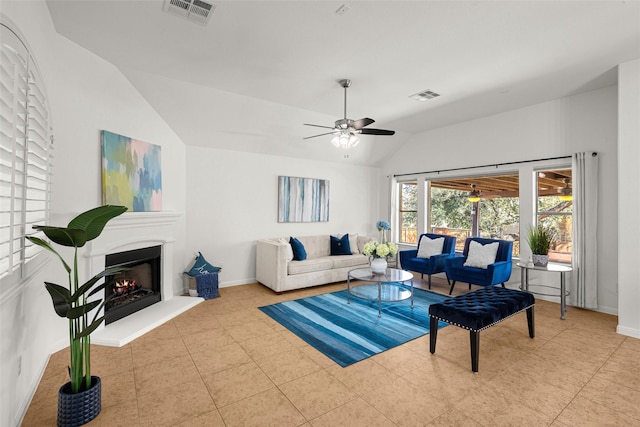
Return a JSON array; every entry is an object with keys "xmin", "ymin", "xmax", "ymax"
[
  {"xmin": 85, "ymin": 211, "xmax": 202, "ymax": 346},
  {"xmin": 85, "ymin": 211, "xmax": 182, "ymax": 299}
]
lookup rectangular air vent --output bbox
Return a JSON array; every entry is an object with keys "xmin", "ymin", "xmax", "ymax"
[
  {"xmin": 164, "ymin": 0, "xmax": 215, "ymax": 25},
  {"xmin": 409, "ymin": 90, "xmax": 440, "ymax": 102}
]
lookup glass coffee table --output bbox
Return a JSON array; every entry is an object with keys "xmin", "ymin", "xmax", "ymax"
[{"xmin": 347, "ymin": 267, "xmax": 414, "ymax": 317}]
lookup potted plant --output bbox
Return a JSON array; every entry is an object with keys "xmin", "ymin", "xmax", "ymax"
[
  {"xmin": 362, "ymin": 240, "xmax": 398, "ymax": 274},
  {"xmin": 26, "ymin": 205, "xmax": 127, "ymax": 426},
  {"xmin": 526, "ymin": 224, "xmax": 556, "ymax": 267}
]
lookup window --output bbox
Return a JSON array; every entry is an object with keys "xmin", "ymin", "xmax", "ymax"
[
  {"xmin": 398, "ymin": 181, "xmax": 417, "ymax": 244},
  {"xmin": 0, "ymin": 23, "xmax": 53, "ymax": 282},
  {"xmin": 429, "ymin": 174, "xmax": 520, "ymax": 256},
  {"xmin": 536, "ymin": 169, "xmax": 572, "ymax": 263}
]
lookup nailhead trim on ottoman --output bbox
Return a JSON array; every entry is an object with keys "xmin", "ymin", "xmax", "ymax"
[{"xmin": 429, "ymin": 286, "xmax": 535, "ymax": 372}]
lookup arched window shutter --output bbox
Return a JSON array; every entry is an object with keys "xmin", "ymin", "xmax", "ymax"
[{"xmin": 0, "ymin": 23, "xmax": 54, "ymax": 281}]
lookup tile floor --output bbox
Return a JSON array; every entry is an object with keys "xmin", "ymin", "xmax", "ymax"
[{"xmin": 23, "ymin": 277, "xmax": 640, "ymax": 426}]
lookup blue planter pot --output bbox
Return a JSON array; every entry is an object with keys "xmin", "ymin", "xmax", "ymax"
[{"xmin": 57, "ymin": 376, "xmax": 101, "ymax": 427}]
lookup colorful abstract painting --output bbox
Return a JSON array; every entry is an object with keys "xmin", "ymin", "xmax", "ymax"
[
  {"xmin": 101, "ymin": 130, "xmax": 162, "ymax": 212},
  {"xmin": 278, "ymin": 176, "xmax": 329, "ymax": 222}
]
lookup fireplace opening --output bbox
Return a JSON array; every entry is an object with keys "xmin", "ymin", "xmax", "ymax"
[{"xmin": 104, "ymin": 245, "xmax": 162, "ymax": 325}]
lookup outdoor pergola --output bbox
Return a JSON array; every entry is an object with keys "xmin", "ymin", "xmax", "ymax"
[{"xmin": 429, "ymin": 170, "xmax": 572, "ymax": 199}]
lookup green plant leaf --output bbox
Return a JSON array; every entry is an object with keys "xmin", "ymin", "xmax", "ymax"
[
  {"xmin": 77, "ymin": 316, "xmax": 106, "ymax": 339},
  {"xmin": 25, "ymin": 236, "xmax": 72, "ymax": 273},
  {"xmin": 66, "ymin": 300, "xmax": 101, "ymax": 320},
  {"xmin": 44, "ymin": 282, "xmax": 71, "ymax": 317},
  {"xmin": 30, "ymin": 226, "xmax": 88, "ymax": 248},
  {"xmin": 68, "ymin": 205, "xmax": 128, "ymax": 244}
]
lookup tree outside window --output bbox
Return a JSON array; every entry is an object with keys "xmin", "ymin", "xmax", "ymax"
[
  {"xmin": 429, "ymin": 175, "xmax": 520, "ymax": 256},
  {"xmin": 398, "ymin": 182, "xmax": 417, "ymax": 244},
  {"xmin": 537, "ymin": 169, "xmax": 572, "ymax": 263}
]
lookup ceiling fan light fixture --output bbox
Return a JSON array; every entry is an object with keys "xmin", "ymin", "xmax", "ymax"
[
  {"xmin": 558, "ymin": 178, "xmax": 572, "ymax": 201},
  {"xmin": 467, "ymin": 184, "xmax": 481, "ymax": 202},
  {"xmin": 331, "ymin": 132, "xmax": 359, "ymax": 149}
]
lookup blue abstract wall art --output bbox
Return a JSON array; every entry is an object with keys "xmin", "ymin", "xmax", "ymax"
[{"xmin": 278, "ymin": 176, "xmax": 329, "ymax": 222}]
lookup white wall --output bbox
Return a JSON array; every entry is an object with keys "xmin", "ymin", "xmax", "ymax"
[
  {"xmin": 382, "ymin": 85, "xmax": 619, "ymax": 314},
  {"xmin": 617, "ymin": 58, "xmax": 640, "ymax": 338},
  {"xmin": 0, "ymin": 3, "xmax": 188, "ymax": 426},
  {"xmin": 185, "ymin": 147, "xmax": 381, "ymax": 286}
]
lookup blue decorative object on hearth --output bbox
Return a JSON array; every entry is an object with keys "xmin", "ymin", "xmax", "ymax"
[
  {"xmin": 185, "ymin": 252, "xmax": 221, "ymax": 276},
  {"xmin": 196, "ymin": 273, "xmax": 219, "ymax": 300},
  {"xmin": 399, "ymin": 233, "xmax": 456, "ymax": 289}
]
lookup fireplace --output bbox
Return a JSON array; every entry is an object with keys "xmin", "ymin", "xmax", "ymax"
[{"xmin": 104, "ymin": 245, "xmax": 162, "ymax": 325}]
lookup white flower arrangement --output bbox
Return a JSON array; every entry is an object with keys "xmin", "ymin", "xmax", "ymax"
[{"xmin": 362, "ymin": 240, "xmax": 398, "ymax": 259}]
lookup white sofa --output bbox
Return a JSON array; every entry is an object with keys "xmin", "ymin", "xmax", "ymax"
[{"xmin": 256, "ymin": 234, "xmax": 377, "ymax": 293}]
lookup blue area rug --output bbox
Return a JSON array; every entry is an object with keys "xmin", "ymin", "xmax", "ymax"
[{"xmin": 259, "ymin": 286, "xmax": 449, "ymax": 367}]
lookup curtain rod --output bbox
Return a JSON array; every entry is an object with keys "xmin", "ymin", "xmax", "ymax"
[{"xmin": 392, "ymin": 154, "xmax": 585, "ymax": 178}]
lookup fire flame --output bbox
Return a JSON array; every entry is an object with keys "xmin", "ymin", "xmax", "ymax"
[{"xmin": 113, "ymin": 279, "xmax": 138, "ymax": 295}]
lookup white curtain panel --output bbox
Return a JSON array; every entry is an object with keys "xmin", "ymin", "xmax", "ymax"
[
  {"xmin": 570, "ymin": 151, "xmax": 599, "ymax": 309},
  {"xmin": 388, "ymin": 176, "xmax": 398, "ymax": 242}
]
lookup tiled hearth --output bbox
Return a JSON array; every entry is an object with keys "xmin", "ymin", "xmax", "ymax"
[{"xmin": 86, "ymin": 211, "xmax": 202, "ymax": 346}]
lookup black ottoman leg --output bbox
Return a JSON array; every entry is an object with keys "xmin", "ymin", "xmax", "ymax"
[
  {"xmin": 526, "ymin": 306, "xmax": 535, "ymax": 338},
  {"xmin": 430, "ymin": 316, "xmax": 438, "ymax": 354},
  {"xmin": 470, "ymin": 331, "xmax": 480, "ymax": 373}
]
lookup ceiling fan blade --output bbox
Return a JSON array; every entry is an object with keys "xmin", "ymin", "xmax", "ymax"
[
  {"xmin": 359, "ymin": 128, "xmax": 395, "ymax": 136},
  {"xmin": 303, "ymin": 132, "xmax": 337, "ymax": 140},
  {"xmin": 304, "ymin": 123, "xmax": 336, "ymax": 130},
  {"xmin": 351, "ymin": 118, "xmax": 375, "ymax": 130}
]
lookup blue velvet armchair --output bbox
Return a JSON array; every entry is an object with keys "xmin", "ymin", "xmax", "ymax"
[
  {"xmin": 445, "ymin": 237, "xmax": 513, "ymax": 295},
  {"xmin": 399, "ymin": 233, "xmax": 456, "ymax": 289}
]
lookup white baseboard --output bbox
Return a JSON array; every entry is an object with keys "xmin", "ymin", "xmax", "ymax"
[
  {"xmin": 617, "ymin": 325, "xmax": 640, "ymax": 339},
  {"xmin": 16, "ymin": 353, "xmax": 51, "ymax": 427},
  {"xmin": 219, "ymin": 277, "xmax": 258, "ymax": 287}
]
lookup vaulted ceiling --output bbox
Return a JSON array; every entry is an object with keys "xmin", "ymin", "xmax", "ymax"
[{"xmin": 45, "ymin": 0, "xmax": 640, "ymax": 166}]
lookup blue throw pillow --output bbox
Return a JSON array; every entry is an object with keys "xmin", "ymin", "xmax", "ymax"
[
  {"xmin": 185, "ymin": 252, "xmax": 221, "ymax": 276},
  {"xmin": 330, "ymin": 234, "xmax": 351, "ymax": 255},
  {"xmin": 289, "ymin": 237, "xmax": 307, "ymax": 261}
]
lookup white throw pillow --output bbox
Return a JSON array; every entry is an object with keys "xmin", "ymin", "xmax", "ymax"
[
  {"xmin": 278, "ymin": 237, "xmax": 294, "ymax": 262},
  {"xmin": 348, "ymin": 233, "xmax": 359, "ymax": 254},
  {"xmin": 416, "ymin": 236, "xmax": 444, "ymax": 259},
  {"xmin": 464, "ymin": 240, "xmax": 499, "ymax": 269}
]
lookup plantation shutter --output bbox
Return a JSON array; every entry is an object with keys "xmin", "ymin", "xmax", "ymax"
[{"xmin": 0, "ymin": 23, "xmax": 53, "ymax": 281}]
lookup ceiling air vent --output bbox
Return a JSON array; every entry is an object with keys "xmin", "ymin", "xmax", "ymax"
[
  {"xmin": 409, "ymin": 90, "xmax": 440, "ymax": 102},
  {"xmin": 163, "ymin": 0, "xmax": 215, "ymax": 25}
]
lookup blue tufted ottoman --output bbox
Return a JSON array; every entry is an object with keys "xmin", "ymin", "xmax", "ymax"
[{"xmin": 429, "ymin": 286, "xmax": 535, "ymax": 372}]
